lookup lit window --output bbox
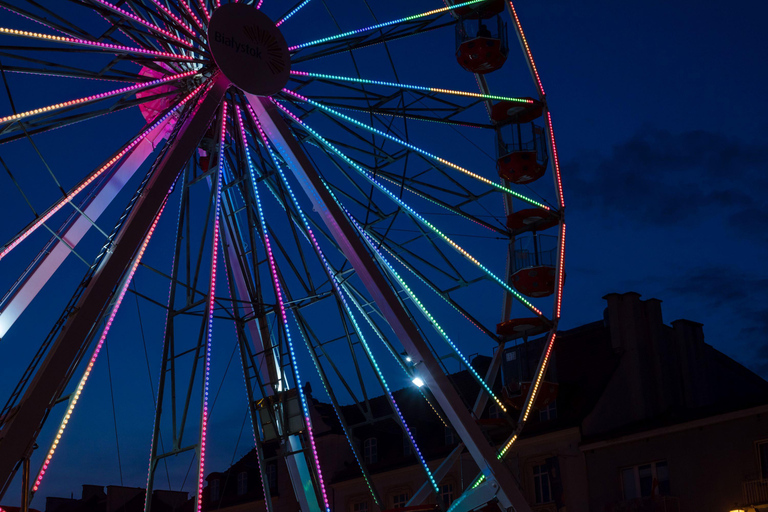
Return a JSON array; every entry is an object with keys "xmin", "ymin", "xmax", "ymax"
[
  {"xmin": 267, "ymin": 463, "xmax": 277, "ymax": 494},
  {"xmin": 533, "ymin": 464, "xmax": 551, "ymax": 504},
  {"xmin": 391, "ymin": 492, "xmax": 409, "ymax": 509},
  {"xmin": 440, "ymin": 484, "xmax": 454, "ymax": 507},
  {"xmin": 364, "ymin": 437, "xmax": 378, "ymax": 465},
  {"xmin": 539, "ymin": 400, "xmax": 557, "ymax": 421},
  {"xmin": 210, "ymin": 479, "xmax": 220, "ymax": 502},
  {"xmin": 444, "ymin": 427, "xmax": 455, "ymax": 445},
  {"xmin": 352, "ymin": 500, "xmax": 369, "ymax": 512},
  {"xmin": 237, "ymin": 471, "xmax": 248, "ymax": 496},
  {"xmin": 621, "ymin": 460, "xmax": 670, "ymax": 499},
  {"xmin": 489, "ymin": 404, "xmax": 501, "ymax": 419}
]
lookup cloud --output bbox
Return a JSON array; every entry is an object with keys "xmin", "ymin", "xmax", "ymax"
[{"xmin": 565, "ymin": 128, "xmax": 768, "ymax": 233}]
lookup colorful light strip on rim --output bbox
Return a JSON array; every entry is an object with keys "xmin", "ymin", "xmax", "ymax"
[
  {"xmin": 274, "ymin": 101, "xmax": 543, "ymax": 317},
  {"xmin": 288, "ymin": 0, "xmax": 486, "ymax": 51},
  {"xmin": 33, "ymin": 195, "xmax": 171, "ymax": 493},
  {"xmin": 507, "ymin": 1, "xmax": 544, "ymax": 98},
  {"xmin": 0, "ymin": 81, "xmax": 204, "ymax": 263},
  {"xmin": 0, "ymin": 69, "xmax": 198, "ymax": 125},
  {"xmin": 281, "ymin": 88, "xmax": 549, "ymax": 210},
  {"xmin": 290, "ymin": 70, "xmax": 534, "ymax": 104},
  {"xmin": 240, "ymin": 105, "xmax": 332, "ymax": 512},
  {"xmin": 0, "ymin": 27, "xmax": 197, "ymax": 61}
]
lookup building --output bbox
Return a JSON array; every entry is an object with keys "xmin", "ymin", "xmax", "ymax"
[{"xmin": 201, "ymin": 293, "xmax": 768, "ymax": 512}]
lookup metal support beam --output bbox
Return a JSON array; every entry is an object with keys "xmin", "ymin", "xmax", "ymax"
[
  {"xmin": 0, "ymin": 119, "xmax": 171, "ymax": 339},
  {"xmin": 247, "ymin": 95, "xmax": 531, "ymax": 512},
  {"xmin": 0, "ymin": 73, "xmax": 230, "ymax": 499}
]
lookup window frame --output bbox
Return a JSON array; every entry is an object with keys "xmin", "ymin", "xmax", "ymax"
[
  {"xmin": 532, "ymin": 463, "xmax": 552, "ymax": 504},
  {"xmin": 364, "ymin": 437, "xmax": 378, "ymax": 465},
  {"xmin": 620, "ymin": 460, "xmax": 670, "ymax": 499},
  {"xmin": 210, "ymin": 479, "xmax": 221, "ymax": 502},
  {"xmin": 236, "ymin": 471, "xmax": 248, "ymax": 496},
  {"xmin": 539, "ymin": 399, "xmax": 557, "ymax": 421},
  {"xmin": 757, "ymin": 440, "xmax": 768, "ymax": 480}
]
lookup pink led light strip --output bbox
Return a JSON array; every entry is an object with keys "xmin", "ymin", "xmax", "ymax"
[
  {"xmin": 242, "ymin": 104, "xmax": 331, "ymax": 512},
  {"xmin": 89, "ymin": 0, "xmax": 194, "ymax": 49},
  {"xmin": 178, "ymin": 1, "xmax": 205, "ymax": 33},
  {"xmin": 0, "ymin": 81, "xmax": 204, "ymax": 263},
  {"xmin": 196, "ymin": 101, "xmax": 227, "ymax": 512},
  {"xmin": 146, "ymin": 0, "xmax": 196, "ymax": 38},
  {"xmin": 0, "ymin": 27, "xmax": 196, "ymax": 61},
  {"xmin": 33, "ymin": 196, "xmax": 171, "ymax": 492},
  {"xmin": 0, "ymin": 69, "xmax": 197, "ymax": 125},
  {"xmin": 507, "ymin": 1, "xmax": 544, "ymax": 98}
]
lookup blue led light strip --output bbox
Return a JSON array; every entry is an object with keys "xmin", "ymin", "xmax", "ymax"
[
  {"xmin": 274, "ymin": 100, "xmax": 543, "ymax": 317},
  {"xmin": 288, "ymin": 0, "xmax": 485, "ymax": 51},
  {"xmin": 282, "ymin": 88, "xmax": 548, "ymax": 210}
]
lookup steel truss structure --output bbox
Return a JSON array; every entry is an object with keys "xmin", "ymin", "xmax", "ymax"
[{"xmin": 0, "ymin": 1, "xmax": 565, "ymax": 512}]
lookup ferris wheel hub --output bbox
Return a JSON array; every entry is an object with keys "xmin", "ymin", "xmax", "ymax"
[{"xmin": 208, "ymin": 4, "xmax": 290, "ymax": 96}]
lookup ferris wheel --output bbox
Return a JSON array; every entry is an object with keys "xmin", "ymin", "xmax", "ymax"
[{"xmin": 0, "ymin": 1, "xmax": 565, "ymax": 511}]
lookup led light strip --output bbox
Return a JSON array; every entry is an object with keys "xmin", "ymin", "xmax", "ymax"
[
  {"xmin": 197, "ymin": 101, "xmax": 228, "ymax": 512},
  {"xmin": 348, "ymin": 211, "xmax": 507, "ymax": 412},
  {"xmin": 90, "ymin": 0, "xmax": 192, "ymax": 48},
  {"xmin": 507, "ymin": 1, "xmax": 544, "ymax": 98},
  {"xmin": 546, "ymin": 111, "xmax": 565, "ymax": 210},
  {"xmin": 238, "ymin": 105, "xmax": 331, "ymax": 512},
  {"xmin": 0, "ymin": 27, "xmax": 196, "ymax": 61},
  {"xmin": 147, "ymin": 0, "xmax": 196, "ymax": 37},
  {"xmin": 290, "ymin": 70, "xmax": 533, "ymax": 104},
  {"xmin": 274, "ymin": 101, "xmax": 543, "ymax": 317},
  {"xmin": 288, "ymin": 0, "xmax": 486, "ymax": 51},
  {"xmin": 33, "ymin": 195, "xmax": 171, "ymax": 493},
  {"xmin": 282, "ymin": 88, "xmax": 549, "ymax": 210},
  {"xmin": 0, "ymin": 69, "xmax": 197, "ymax": 125},
  {"xmin": 0, "ymin": 81, "xmax": 204, "ymax": 263},
  {"xmin": 178, "ymin": 0, "xmax": 206, "ymax": 33},
  {"xmin": 275, "ymin": 0, "xmax": 312, "ymax": 27},
  {"xmin": 196, "ymin": 0, "xmax": 211, "ymax": 22}
]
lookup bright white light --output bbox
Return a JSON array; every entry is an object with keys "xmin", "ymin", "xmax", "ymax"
[
  {"xmin": 412, "ymin": 377, "xmax": 425, "ymax": 387},
  {"xmin": 405, "ymin": 356, "xmax": 412, "ymax": 363}
]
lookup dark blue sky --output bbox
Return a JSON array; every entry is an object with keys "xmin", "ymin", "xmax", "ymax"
[{"xmin": 0, "ymin": 0, "xmax": 767, "ymax": 506}]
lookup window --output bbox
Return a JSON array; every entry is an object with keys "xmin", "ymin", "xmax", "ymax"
[
  {"xmin": 352, "ymin": 500, "xmax": 369, "ymax": 512},
  {"xmin": 621, "ymin": 460, "xmax": 670, "ymax": 499},
  {"xmin": 489, "ymin": 404, "xmax": 501, "ymax": 419},
  {"xmin": 759, "ymin": 441, "xmax": 768, "ymax": 479},
  {"xmin": 237, "ymin": 471, "xmax": 248, "ymax": 496},
  {"xmin": 391, "ymin": 492, "xmax": 409, "ymax": 509},
  {"xmin": 532, "ymin": 464, "xmax": 552, "ymax": 504},
  {"xmin": 267, "ymin": 463, "xmax": 277, "ymax": 494},
  {"xmin": 539, "ymin": 400, "xmax": 557, "ymax": 421},
  {"xmin": 364, "ymin": 437, "xmax": 378, "ymax": 465},
  {"xmin": 444, "ymin": 427, "xmax": 455, "ymax": 445},
  {"xmin": 440, "ymin": 484, "xmax": 454, "ymax": 507},
  {"xmin": 210, "ymin": 479, "xmax": 220, "ymax": 502},
  {"xmin": 505, "ymin": 350, "xmax": 517, "ymax": 362}
]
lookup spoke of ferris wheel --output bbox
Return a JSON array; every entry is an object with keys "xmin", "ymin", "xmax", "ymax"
[
  {"xmin": 345, "ymin": 210, "xmax": 508, "ymax": 412},
  {"xmin": 0, "ymin": 2, "xmax": 95, "ymax": 40},
  {"xmin": 275, "ymin": 101, "xmax": 545, "ymax": 318},
  {"xmin": 141, "ymin": 0, "xmax": 202, "ymax": 43},
  {"xmin": 0, "ymin": 69, "xmax": 197, "ymax": 126},
  {"xmin": 31, "ymin": 194, "xmax": 171, "ymax": 495},
  {"xmin": 0, "ymin": 27, "xmax": 199, "ymax": 62},
  {"xmin": 282, "ymin": 89, "xmax": 550, "ymax": 210},
  {"xmin": 288, "ymin": 0, "xmax": 484, "ymax": 51},
  {"xmin": 0, "ymin": 81, "xmax": 204, "ymax": 265},
  {"xmin": 0, "ymin": 66, "xmax": 137, "ymax": 83},
  {"xmin": 196, "ymin": 0, "xmax": 211, "ymax": 23},
  {"xmin": 82, "ymin": 0, "xmax": 204, "ymax": 54},
  {"xmin": 362, "ymin": 229, "xmax": 501, "ymax": 341},
  {"xmin": 275, "ymin": 0, "xmax": 311, "ymax": 27},
  {"xmin": 290, "ymin": 70, "xmax": 535, "ymax": 105},
  {"xmin": 251, "ymin": 112, "xmax": 439, "ymax": 497}
]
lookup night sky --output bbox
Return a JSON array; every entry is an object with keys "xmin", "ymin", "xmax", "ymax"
[{"xmin": 0, "ymin": 0, "xmax": 767, "ymax": 506}]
